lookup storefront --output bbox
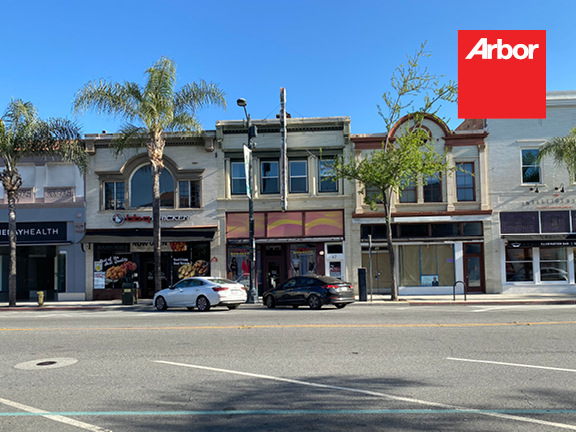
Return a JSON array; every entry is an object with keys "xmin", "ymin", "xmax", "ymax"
[
  {"xmin": 500, "ymin": 210, "xmax": 576, "ymax": 293},
  {"xmin": 359, "ymin": 217, "xmax": 487, "ymax": 295},
  {"xmin": 82, "ymin": 226, "xmax": 217, "ymax": 300},
  {"xmin": 0, "ymin": 213, "xmax": 85, "ymax": 302},
  {"xmin": 226, "ymin": 210, "xmax": 346, "ymax": 294}
]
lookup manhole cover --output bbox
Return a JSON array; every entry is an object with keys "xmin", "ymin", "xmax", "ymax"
[{"xmin": 15, "ymin": 358, "xmax": 78, "ymax": 370}]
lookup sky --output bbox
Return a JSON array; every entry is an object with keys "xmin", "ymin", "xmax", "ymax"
[{"xmin": 1, "ymin": 0, "xmax": 575, "ymax": 136}]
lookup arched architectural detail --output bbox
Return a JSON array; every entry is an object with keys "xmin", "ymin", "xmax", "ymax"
[{"xmin": 388, "ymin": 113, "xmax": 451, "ymax": 139}]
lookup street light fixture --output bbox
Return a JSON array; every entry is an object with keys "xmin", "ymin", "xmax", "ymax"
[{"xmin": 237, "ymin": 98, "xmax": 258, "ymax": 303}]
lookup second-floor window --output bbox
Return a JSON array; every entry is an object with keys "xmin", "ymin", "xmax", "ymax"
[
  {"xmin": 456, "ymin": 162, "xmax": 475, "ymax": 201},
  {"xmin": 261, "ymin": 161, "xmax": 279, "ymax": 194},
  {"xmin": 231, "ymin": 162, "xmax": 246, "ymax": 195},
  {"xmin": 104, "ymin": 182, "xmax": 125, "ymax": 210},
  {"xmin": 399, "ymin": 180, "xmax": 417, "ymax": 203},
  {"xmin": 424, "ymin": 174, "xmax": 442, "ymax": 202},
  {"xmin": 319, "ymin": 159, "xmax": 338, "ymax": 193},
  {"xmin": 179, "ymin": 180, "xmax": 201, "ymax": 208},
  {"xmin": 522, "ymin": 149, "xmax": 541, "ymax": 184},
  {"xmin": 289, "ymin": 160, "xmax": 308, "ymax": 193}
]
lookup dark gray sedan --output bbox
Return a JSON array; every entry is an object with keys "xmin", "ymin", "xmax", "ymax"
[{"xmin": 263, "ymin": 275, "xmax": 355, "ymax": 310}]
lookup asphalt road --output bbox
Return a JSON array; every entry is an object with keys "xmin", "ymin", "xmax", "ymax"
[{"xmin": 1, "ymin": 303, "xmax": 576, "ymax": 431}]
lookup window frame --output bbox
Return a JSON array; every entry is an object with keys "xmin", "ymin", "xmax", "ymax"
[
  {"xmin": 103, "ymin": 181, "xmax": 125, "ymax": 210},
  {"xmin": 260, "ymin": 160, "xmax": 280, "ymax": 195},
  {"xmin": 178, "ymin": 179, "xmax": 202, "ymax": 209},
  {"xmin": 456, "ymin": 162, "xmax": 475, "ymax": 202},
  {"xmin": 399, "ymin": 179, "xmax": 417, "ymax": 203},
  {"xmin": 231, "ymin": 161, "xmax": 247, "ymax": 196},
  {"xmin": 423, "ymin": 173, "xmax": 442, "ymax": 203},
  {"xmin": 521, "ymin": 148, "xmax": 542, "ymax": 185},
  {"xmin": 289, "ymin": 159, "xmax": 308, "ymax": 193},
  {"xmin": 318, "ymin": 158, "xmax": 338, "ymax": 193}
]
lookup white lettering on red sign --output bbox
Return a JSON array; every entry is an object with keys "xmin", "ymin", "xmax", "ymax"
[{"xmin": 465, "ymin": 38, "xmax": 539, "ymax": 60}]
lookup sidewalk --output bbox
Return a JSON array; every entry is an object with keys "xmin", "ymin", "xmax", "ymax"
[{"xmin": 2, "ymin": 292, "xmax": 576, "ymax": 310}]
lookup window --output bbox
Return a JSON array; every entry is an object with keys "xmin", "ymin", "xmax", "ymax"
[
  {"xmin": 261, "ymin": 161, "xmax": 279, "ymax": 194},
  {"xmin": 179, "ymin": 180, "xmax": 201, "ymax": 208},
  {"xmin": 319, "ymin": 159, "xmax": 338, "ymax": 193},
  {"xmin": 456, "ymin": 163, "xmax": 475, "ymax": 201},
  {"xmin": 130, "ymin": 165, "xmax": 174, "ymax": 208},
  {"xmin": 505, "ymin": 246, "xmax": 533, "ymax": 282},
  {"xmin": 289, "ymin": 160, "xmax": 307, "ymax": 193},
  {"xmin": 423, "ymin": 174, "xmax": 442, "ymax": 202},
  {"xmin": 104, "ymin": 182, "xmax": 125, "ymax": 210},
  {"xmin": 541, "ymin": 211, "xmax": 570, "ymax": 233},
  {"xmin": 501, "ymin": 212, "xmax": 539, "ymax": 234},
  {"xmin": 231, "ymin": 162, "xmax": 246, "ymax": 195},
  {"xmin": 399, "ymin": 180, "xmax": 417, "ymax": 203},
  {"xmin": 540, "ymin": 248, "xmax": 568, "ymax": 281},
  {"xmin": 522, "ymin": 149, "xmax": 541, "ymax": 183}
]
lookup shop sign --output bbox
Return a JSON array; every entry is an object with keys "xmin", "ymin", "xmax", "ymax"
[
  {"xmin": 131, "ymin": 242, "xmax": 177, "ymax": 252},
  {"xmin": 0, "ymin": 222, "xmax": 67, "ymax": 244},
  {"xmin": 293, "ymin": 246, "xmax": 314, "ymax": 255},
  {"xmin": 230, "ymin": 246, "xmax": 249, "ymax": 256},
  {"xmin": 94, "ymin": 272, "xmax": 106, "ymax": 289},
  {"xmin": 112, "ymin": 213, "xmax": 192, "ymax": 225}
]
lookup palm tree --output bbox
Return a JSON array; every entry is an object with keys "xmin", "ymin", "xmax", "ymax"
[
  {"xmin": 0, "ymin": 99, "xmax": 86, "ymax": 307},
  {"xmin": 537, "ymin": 127, "xmax": 576, "ymax": 180},
  {"xmin": 73, "ymin": 57, "xmax": 226, "ymax": 293}
]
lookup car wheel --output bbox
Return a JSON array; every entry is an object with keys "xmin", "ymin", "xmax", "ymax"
[
  {"xmin": 227, "ymin": 304, "xmax": 239, "ymax": 310},
  {"xmin": 334, "ymin": 303, "xmax": 347, "ymax": 309},
  {"xmin": 155, "ymin": 296, "xmax": 167, "ymax": 311},
  {"xmin": 265, "ymin": 295, "xmax": 276, "ymax": 309},
  {"xmin": 292, "ymin": 305, "xmax": 299, "ymax": 309},
  {"xmin": 186, "ymin": 307, "xmax": 195, "ymax": 311},
  {"xmin": 308, "ymin": 295, "xmax": 321, "ymax": 310},
  {"xmin": 196, "ymin": 296, "xmax": 211, "ymax": 312}
]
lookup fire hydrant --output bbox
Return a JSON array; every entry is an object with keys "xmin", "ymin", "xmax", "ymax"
[{"xmin": 38, "ymin": 291, "xmax": 44, "ymax": 307}]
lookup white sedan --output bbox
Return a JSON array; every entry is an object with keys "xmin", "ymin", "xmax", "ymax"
[{"xmin": 153, "ymin": 277, "xmax": 247, "ymax": 312}]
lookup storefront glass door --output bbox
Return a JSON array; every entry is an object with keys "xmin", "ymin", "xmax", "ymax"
[{"xmin": 464, "ymin": 243, "xmax": 484, "ymax": 293}]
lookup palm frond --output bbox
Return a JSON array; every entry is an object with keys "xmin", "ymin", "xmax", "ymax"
[
  {"xmin": 110, "ymin": 123, "xmax": 148, "ymax": 157},
  {"xmin": 73, "ymin": 79, "xmax": 141, "ymax": 121},
  {"xmin": 174, "ymin": 80, "xmax": 227, "ymax": 116},
  {"xmin": 538, "ymin": 130, "xmax": 576, "ymax": 179},
  {"xmin": 165, "ymin": 112, "xmax": 203, "ymax": 133}
]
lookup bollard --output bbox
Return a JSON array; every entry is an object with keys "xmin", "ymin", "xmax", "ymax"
[{"xmin": 38, "ymin": 291, "xmax": 45, "ymax": 307}]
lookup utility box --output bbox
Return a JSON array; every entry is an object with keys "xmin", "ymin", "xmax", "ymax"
[
  {"xmin": 358, "ymin": 268, "xmax": 367, "ymax": 301},
  {"xmin": 122, "ymin": 283, "xmax": 137, "ymax": 305}
]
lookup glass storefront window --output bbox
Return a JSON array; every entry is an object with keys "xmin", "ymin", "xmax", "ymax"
[
  {"xmin": 505, "ymin": 246, "xmax": 533, "ymax": 282},
  {"xmin": 540, "ymin": 247, "xmax": 568, "ymax": 281},
  {"xmin": 290, "ymin": 244, "xmax": 317, "ymax": 277},
  {"xmin": 227, "ymin": 246, "xmax": 250, "ymax": 284},
  {"xmin": 399, "ymin": 244, "xmax": 454, "ymax": 287}
]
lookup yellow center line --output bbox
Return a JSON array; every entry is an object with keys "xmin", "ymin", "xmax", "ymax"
[{"xmin": 1, "ymin": 321, "xmax": 576, "ymax": 332}]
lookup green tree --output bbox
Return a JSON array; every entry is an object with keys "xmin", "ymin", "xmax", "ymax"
[
  {"xmin": 73, "ymin": 57, "xmax": 226, "ymax": 293},
  {"xmin": 537, "ymin": 127, "xmax": 576, "ymax": 180},
  {"xmin": 330, "ymin": 43, "xmax": 457, "ymax": 301},
  {"xmin": 0, "ymin": 99, "xmax": 86, "ymax": 307}
]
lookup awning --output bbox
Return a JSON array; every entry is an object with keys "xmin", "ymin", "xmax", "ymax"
[
  {"xmin": 503, "ymin": 234, "xmax": 576, "ymax": 247},
  {"xmin": 80, "ymin": 227, "xmax": 217, "ymax": 243}
]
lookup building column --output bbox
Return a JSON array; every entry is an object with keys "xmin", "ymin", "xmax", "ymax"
[
  {"xmin": 478, "ymin": 144, "xmax": 489, "ymax": 210},
  {"xmin": 445, "ymin": 146, "xmax": 455, "ymax": 211}
]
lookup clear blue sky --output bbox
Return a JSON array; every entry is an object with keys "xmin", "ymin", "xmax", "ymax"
[{"xmin": 1, "ymin": 0, "xmax": 574, "ymax": 135}]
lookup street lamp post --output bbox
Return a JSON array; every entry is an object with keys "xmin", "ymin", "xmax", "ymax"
[{"xmin": 237, "ymin": 98, "xmax": 258, "ymax": 303}]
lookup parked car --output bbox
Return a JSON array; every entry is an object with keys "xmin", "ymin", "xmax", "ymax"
[
  {"xmin": 154, "ymin": 277, "xmax": 247, "ymax": 311},
  {"xmin": 263, "ymin": 275, "xmax": 355, "ymax": 310}
]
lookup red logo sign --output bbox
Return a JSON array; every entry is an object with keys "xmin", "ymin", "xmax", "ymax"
[{"xmin": 458, "ymin": 30, "xmax": 546, "ymax": 119}]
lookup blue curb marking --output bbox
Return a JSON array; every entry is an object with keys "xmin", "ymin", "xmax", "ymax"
[{"xmin": 2, "ymin": 409, "xmax": 576, "ymax": 417}]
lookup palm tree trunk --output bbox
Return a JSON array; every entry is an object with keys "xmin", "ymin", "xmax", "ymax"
[
  {"xmin": 382, "ymin": 187, "xmax": 398, "ymax": 301},
  {"xmin": 8, "ymin": 189, "xmax": 17, "ymax": 307},
  {"xmin": 152, "ymin": 165, "xmax": 162, "ymax": 293}
]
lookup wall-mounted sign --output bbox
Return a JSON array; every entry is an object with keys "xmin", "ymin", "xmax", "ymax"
[
  {"xmin": 112, "ymin": 213, "xmax": 192, "ymax": 225},
  {"xmin": 0, "ymin": 222, "xmax": 67, "ymax": 244}
]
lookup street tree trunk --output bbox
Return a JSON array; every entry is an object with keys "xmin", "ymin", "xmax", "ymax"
[
  {"xmin": 1, "ymin": 169, "xmax": 22, "ymax": 307},
  {"xmin": 382, "ymin": 187, "xmax": 398, "ymax": 301},
  {"xmin": 149, "ymin": 134, "xmax": 165, "ymax": 294}
]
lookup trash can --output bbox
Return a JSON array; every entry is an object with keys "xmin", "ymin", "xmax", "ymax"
[
  {"xmin": 122, "ymin": 283, "xmax": 137, "ymax": 305},
  {"xmin": 357, "ymin": 268, "xmax": 368, "ymax": 301}
]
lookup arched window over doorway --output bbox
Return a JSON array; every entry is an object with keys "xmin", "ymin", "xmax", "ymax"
[{"xmin": 130, "ymin": 165, "xmax": 174, "ymax": 208}]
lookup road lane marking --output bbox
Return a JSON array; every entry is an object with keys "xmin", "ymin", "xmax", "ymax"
[
  {"xmin": 156, "ymin": 360, "xmax": 576, "ymax": 430},
  {"xmin": 2, "ymin": 408, "xmax": 576, "ymax": 416},
  {"xmin": 0, "ymin": 397, "xmax": 111, "ymax": 431},
  {"xmin": 447, "ymin": 357, "xmax": 576, "ymax": 373},
  {"xmin": 2, "ymin": 320, "xmax": 576, "ymax": 332}
]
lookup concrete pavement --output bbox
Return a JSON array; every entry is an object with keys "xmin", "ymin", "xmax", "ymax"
[{"xmin": 2, "ymin": 292, "xmax": 576, "ymax": 311}]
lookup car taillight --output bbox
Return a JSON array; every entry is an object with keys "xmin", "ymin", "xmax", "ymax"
[
  {"xmin": 322, "ymin": 285, "xmax": 339, "ymax": 289},
  {"xmin": 212, "ymin": 286, "xmax": 229, "ymax": 292}
]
